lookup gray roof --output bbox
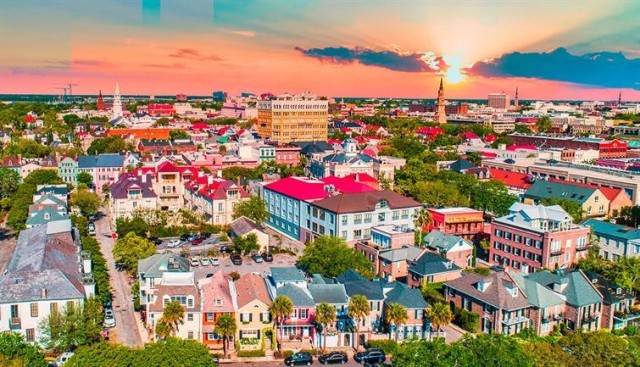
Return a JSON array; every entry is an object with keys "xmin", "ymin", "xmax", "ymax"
[
  {"xmin": 384, "ymin": 282, "xmax": 428, "ymax": 309},
  {"xmin": 584, "ymin": 218, "xmax": 640, "ymax": 241},
  {"xmin": 35, "ymin": 184, "xmax": 68, "ymax": 197},
  {"xmin": 109, "ymin": 173, "xmax": 157, "ymax": 200},
  {"xmin": 525, "ymin": 180, "xmax": 597, "ymax": 205},
  {"xmin": 26, "ymin": 207, "xmax": 69, "ymax": 226},
  {"xmin": 230, "ymin": 216, "xmax": 261, "ymax": 236},
  {"xmin": 33, "ymin": 193, "xmax": 67, "ymax": 207},
  {"xmin": 96, "ymin": 153, "xmax": 125, "ymax": 167},
  {"xmin": 0, "ymin": 220, "xmax": 84, "ymax": 303},
  {"xmin": 511, "ymin": 272, "xmax": 564, "ymax": 308},
  {"xmin": 408, "ymin": 252, "xmax": 462, "ymax": 277},
  {"xmin": 449, "ymin": 159, "xmax": 475, "ymax": 172},
  {"xmin": 423, "ymin": 231, "xmax": 470, "ymax": 253},
  {"xmin": 322, "ymin": 152, "xmax": 378, "ymax": 164},
  {"xmin": 276, "ymin": 284, "xmax": 315, "ymax": 307},
  {"xmin": 335, "ymin": 269, "xmax": 367, "ymax": 283},
  {"xmin": 271, "ymin": 267, "xmax": 306, "ymax": 283},
  {"xmin": 343, "ymin": 280, "xmax": 385, "ymax": 300},
  {"xmin": 445, "ymin": 271, "xmax": 530, "ymax": 311},
  {"xmin": 138, "ymin": 253, "xmax": 190, "ymax": 278},
  {"xmin": 583, "ymin": 271, "xmax": 635, "ymax": 305},
  {"xmin": 379, "ymin": 246, "xmax": 424, "ymax": 262},
  {"xmin": 78, "ymin": 155, "xmax": 98, "ymax": 168},
  {"xmin": 308, "ymin": 284, "xmax": 349, "ymax": 305},
  {"xmin": 526, "ymin": 269, "xmax": 603, "ymax": 307}
]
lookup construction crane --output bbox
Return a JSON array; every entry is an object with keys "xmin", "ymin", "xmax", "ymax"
[
  {"xmin": 55, "ymin": 87, "xmax": 68, "ymax": 103},
  {"xmin": 67, "ymin": 83, "xmax": 79, "ymax": 102}
]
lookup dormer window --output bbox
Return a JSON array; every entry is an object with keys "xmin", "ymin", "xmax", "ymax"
[
  {"xmin": 616, "ymin": 288, "xmax": 622, "ymax": 295},
  {"xmin": 215, "ymin": 299, "xmax": 223, "ymax": 306},
  {"xmin": 44, "ymin": 213, "xmax": 50, "ymax": 220}
]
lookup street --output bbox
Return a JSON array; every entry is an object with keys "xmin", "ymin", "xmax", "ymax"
[
  {"xmin": 94, "ymin": 210, "xmax": 144, "ymax": 347},
  {"xmin": 226, "ymin": 360, "xmax": 367, "ymax": 367}
]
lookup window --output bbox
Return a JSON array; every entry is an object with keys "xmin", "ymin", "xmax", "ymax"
[
  {"xmin": 299, "ymin": 309, "xmax": 308, "ymax": 319},
  {"xmin": 354, "ymin": 229, "xmax": 362, "ymax": 239},
  {"xmin": 215, "ymin": 299, "xmax": 223, "ymax": 306},
  {"xmin": 341, "ymin": 231, "xmax": 347, "ymax": 240},
  {"xmin": 594, "ymin": 196, "xmax": 599, "ymax": 203},
  {"xmin": 378, "ymin": 212, "xmax": 386, "ymax": 222},
  {"xmin": 50, "ymin": 303, "xmax": 58, "ymax": 314},
  {"xmin": 187, "ymin": 297, "xmax": 194, "ymax": 308},
  {"xmin": 565, "ymin": 253, "xmax": 570, "ymax": 262},
  {"xmin": 341, "ymin": 216, "xmax": 347, "ymax": 225},
  {"xmin": 187, "ymin": 331, "xmax": 194, "ymax": 339},
  {"xmin": 30, "ymin": 303, "xmax": 38, "ymax": 317},
  {"xmin": 26, "ymin": 329, "xmax": 35, "ymax": 342},
  {"xmin": 187, "ymin": 313, "xmax": 194, "ymax": 322},
  {"xmin": 415, "ymin": 309, "xmax": 423, "ymax": 319},
  {"xmin": 363, "ymin": 228, "xmax": 371, "ymax": 238},
  {"xmin": 354, "ymin": 214, "xmax": 362, "ymax": 224},
  {"xmin": 401, "ymin": 209, "xmax": 409, "ymax": 219},
  {"xmin": 364, "ymin": 213, "xmax": 372, "ymax": 223},
  {"xmin": 206, "ymin": 313, "xmax": 214, "ymax": 322}
]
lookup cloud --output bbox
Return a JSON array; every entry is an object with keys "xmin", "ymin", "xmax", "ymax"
[
  {"xmin": 466, "ymin": 47, "xmax": 640, "ymax": 89},
  {"xmin": 143, "ymin": 62, "xmax": 187, "ymax": 69},
  {"xmin": 225, "ymin": 29, "xmax": 256, "ymax": 37},
  {"xmin": 169, "ymin": 48, "xmax": 221, "ymax": 61},
  {"xmin": 72, "ymin": 59, "xmax": 114, "ymax": 68},
  {"xmin": 295, "ymin": 46, "xmax": 446, "ymax": 73}
]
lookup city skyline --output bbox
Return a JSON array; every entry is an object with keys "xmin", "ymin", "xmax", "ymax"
[{"xmin": 2, "ymin": 0, "xmax": 640, "ymax": 100}]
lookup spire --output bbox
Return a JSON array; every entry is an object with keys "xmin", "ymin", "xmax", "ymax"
[
  {"xmin": 434, "ymin": 78, "xmax": 447, "ymax": 124},
  {"xmin": 97, "ymin": 90, "xmax": 105, "ymax": 111},
  {"xmin": 619, "ymin": 91, "xmax": 622, "ymax": 106},
  {"xmin": 439, "ymin": 77, "xmax": 444, "ymax": 92},
  {"xmin": 115, "ymin": 82, "xmax": 120, "ymax": 95},
  {"xmin": 514, "ymin": 86, "xmax": 519, "ymax": 109}
]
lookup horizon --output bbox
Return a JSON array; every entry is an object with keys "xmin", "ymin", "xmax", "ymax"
[{"xmin": 2, "ymin": 1, "xmax": 640, "ymax": 100}]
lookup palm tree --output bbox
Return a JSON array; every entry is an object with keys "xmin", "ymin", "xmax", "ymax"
[
  {"xmin": 348, "ymin": 294, "xmax": 370, "ymax": 351},
  {"xmin": 385, "ymin": 303, "xmax": 407, "ymax": 342},
  {"xmin": 215, "ymin": 314, "xmax": 237, "ymax": 358},
  {"xmin": 269, "ymin": 295, "xmax": 293, "ymax": 351},
  {"xmin": 315, "ymin": 302, "xmax": 336, "ymax": 352},
  {"xmin": 158, "ymin": 300, "xmax": 185, "ymax": 337},
  {"xmin": 426, "ymin": 302, "xmax": 453, "ymax": 340},
  {"xmin": 413, "ymin": 208, "xmax": 432, "ymax": 246}
]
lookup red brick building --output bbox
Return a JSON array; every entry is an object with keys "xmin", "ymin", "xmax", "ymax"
[
  {"xmin": 508, "ymin": 134, "xmax": 627, "ymax": 158},
  {"xmin": 427, "ymin": 207, "xmax": 485, "ymax": 241},
  {"xmin": 274, "ymin": 145, "xmax": 301, "ymax": 165}
]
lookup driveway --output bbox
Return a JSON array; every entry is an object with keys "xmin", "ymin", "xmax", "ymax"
[{"xmin": 94, "ymin": 210, "xmax": 144, "ymax": 347}]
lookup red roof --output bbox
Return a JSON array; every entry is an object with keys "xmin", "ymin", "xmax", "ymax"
[
  {"xmin": 327, "ymin": 139, "xmax": 342, "ymax": 145},
  {"xmin": 263, "ymin": 176, "xmax": 375, "ymax": 201},
  {"xmin": 340, "ymin": 127, "xmax": 351, "ymax": 133},
  {"xmin": 460, "ymin": 131, "xmax": 479, "ymax": 140},
  {"xmin": 484, "ymin": 134, "xmax": 498, "ymax": 143},
  {"xmin": 342, "ymin": 173, "xmax": 378, "ymax": 184},
  {"xmin": 488, "ymin": 168, "xmax": 532, "ymax": 190},
  {"xmin": 362, "ymin": 147, "xmax": 378, "ymax": 158},
  {"xmin": 24, "ymin": 115, "xmax": 36, "ymax": 123},
  {"xmin": 481, "ymin": 151, "xmax": 498, "ymax": 158},
  {"xmin": 548, "ymin": 178, "xmax": 625, "ymax": 201},
  {"xmin": 191, "ymin": 122, "xmax": 209, "ymax": 130}
]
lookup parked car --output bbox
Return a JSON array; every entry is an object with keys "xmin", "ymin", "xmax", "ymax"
[
  {"xmin": 88, "ymin": 223, "xmax": 96, "ymax": 236},
  {"xmin": 167, "ymin": 239, "xmax": 182, "ymax": 248},
  {"xmin": 319, "ymin": 351, "xmax": 348, "ymax": 364},
  {"xmin": 100, "ymin": 328, "xmax": 109, "ymax": 340},
  {"xmin": 148, "ymin": 237, "xmax": 162, "ymax": 246},
  {"xmin": 190, "ymin": 258, "xmax": 200, "ymax": 267},
  {"xmin": 103, "ymin": 309, "xmax": 116, "ymax": 328},
  {"xmin": 262, "ymin": 252, "xmax": 274, "ymax": 262},
  {"xmin": 218, "ymin": 245, "xmax": 231, "ymax": 254},
  {"xmin": 231, "ymin": 254, "xmax": 242, "ymax": 265},
  {"xmin": 180, "ymin": 234, "xmax": 190, "ymax": 241},
  {"xmin": 354, "ymin": 349, "xmax": 386, "ymax": 364},
  {"xmin": 191, "ymin": 238, "xmax": 204, "ymax": 246},
  {"xmin": 252, "ymin": 253, "xmax": 263, "ymax": 263},
  {"xmin": 211, "ymin": 257, "xmax": 220, "ymax": 266},
  {"xmin": 49, "ymin": 352, "xmax": 75, "ymax": 366},
  {"xmin": 206, "ymin": 273, "xmax": 214, "ymax": 278},
  {"xmin": 200, "ymin": 257, "xmax": 211, "ymax": 266},
  {"xmin": 200, "ymin": 232, "xmax": 212, "ymax": 239},
  {"xmin": 284, "ymin": 352, "xmax": 313, "ymax": 366}
]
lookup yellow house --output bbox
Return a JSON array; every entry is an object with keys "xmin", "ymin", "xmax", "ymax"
[
  {"xmin": 524, "ymin": 180, "xmax": 611, "ymax": 218},
  {"xmin": 235, "ymin": 273, "xmax": 272, "ymax": 347}
]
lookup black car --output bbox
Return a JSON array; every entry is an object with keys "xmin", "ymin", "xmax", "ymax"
[
  {"xmin": 262, "ymin": 252, "xmax": 274, "ymax": 262},
  {"xmin": 231, "ymin": 254, "xmax": 242, "ymax": 265},
  {"xmin": 318, "ymin": 351, "xmax": 347, "ymax": 364},
  {"xmin": 180, "ymin": 234, "xmax": 190, "ymax": 241},
  {"xmin": 354, "ymin": 348, "xmax": 386, "ymax": 364},
  {"xmin": 218, "ymin": 245, "xmax": 231, "ymax": 254},
  {"xmin": 148, "ymin": 237, "xmax": 162, "ymax": 246},
  {"xmin": 200, "ymin": 232, "xmax": 212, "ymax": 239},
  {"xmin": 284, "ymin": 352, "xmax": 313, "ymax": 366}
]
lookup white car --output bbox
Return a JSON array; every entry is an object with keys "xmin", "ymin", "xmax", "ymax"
[
  {"xmin": 103, "ymin": 309, "xmax": 116, "ymax": 328},
  {"xmin": 53, "ymin": 352, "xmax": 75, "ymax": 366},
  {"xmin": 190, "ymin": 258, "xmax": 200, "ymax": 267},
  {"xmin": 200, "ymin": 257, "xmax": 210, "ymax": 266},
  {"xmin": 211, "ymin": 257, "xmax": 220, "ymax": 266},
  {"xmin": 167, "ymin": 239, "xmax": 181, "ymax": 248}
]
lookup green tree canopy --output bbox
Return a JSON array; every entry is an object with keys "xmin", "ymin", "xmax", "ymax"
[
  {"xmin": 112, "ymin": 232, "xmax": 156, "ymax": 274},
  {"xmin": 232, "ymin": 196, "xmax": 269, "ymax": 226},
  {"xmin": 0, "ymin": 168, "xmax": 20, "ymax": 200},
  {"xmin": 536, "ymin": 116, "xmax": 552, "ymax": 133},
  {"xmin": 214, "ymin": 314, "xmax": 236, "ymax": 357},
  {"xmin": 231, "ymin": 233, "xmax": 260, "ymax": 255},
  {"xmin": 558, "ymin": 331, "xmax": 635, "ymax": 367},
  {"xmin": 39, "ymin": 297, "xmax": 104, "ymax": 353},
  {"xmin": 77, "ymin": 172, "xmax": 94, "ymax": 187},
  {"xmin": 413, "ymin": 181, "xmax": 470, "ymax": 208},
  {"xmin": 0, "ymin": 332, "xmax": 46, "ymax": 367},
  {"xmin": 170, "ymin": 130, "xmax": 190, "ymax": 140},
  {"xmin": 541, "ymin": 197, "xmax": 584, "ymax": 223},
  {"xmin": 298, "ymin": 235, "xmax": 373, "ymax": 278},
  {"xmin": 70, "ymin": 188, "xmax": 101, "ymax": 216},
  {"xmin": 87, "ymin": 136, "xmax": 128, "ymax": 155}
]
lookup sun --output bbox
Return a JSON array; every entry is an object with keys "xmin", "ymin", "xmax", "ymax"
[{"xmin": 443, "ymin": 55, "xmax": 465, "ymax": 83}]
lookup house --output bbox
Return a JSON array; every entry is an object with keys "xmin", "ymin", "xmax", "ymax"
[
  {"xmin": 0, "ymin": 220, "xmax": 94, "ymax": 343},
  {"xmin": 527, "ymin": 269, "xmax": 603, "ymax": 332},
  {"xmin": 0, "ymin": 156, "xmax": 21, "ymax": 176},
  {"xmin": 308, "ymin": 283, "xmax": 352, "ymax": 347},
  {"xmin": 200, "ymin": 271, "xmax": 238, "ymax": 350},
  {"xmin": 137, "ymin": 253, "xmax": 190, "ymax": 312},
  {"xmin": 184, "ymin": 176, "xmax": 250, "ymax": 225},
  {"xmin": 549, "ymin": 179, "xmax": 632, "ymax": 218},
  {"xmin": 407, "ymin": 252, "xmax": 463, "ymax": 288},
  {"xmin": 94, "ymin": 154, "xmax": 125, "ymax": 191},
  {"xmin": 26, "ymin": 207, "xmax": 69, "ymax": 228},
  {"xmin": 154, "ymin": 160, "xmax": 198, "ymax": 211},
  {"xmin": 58, "ymin": 157, "xmax": 78, "ymax": 185},
  {"xmin": 33, "ymin": 185, "xmax": 69, "ymax": 204},
  {"xmin": 446, "ymin": 159, "xmax": 476, "ymax": 174},
  {"xmin": 444, "ymin": 271, "xmax": 531, "ymax": 335},
  {"xmin": 355, "ymin": 225, "xmax": 418, "ymax": 277},
  {"xmin": 583, "ymin": 271, "xmax": 638, "ymax": 331},
  {"xmin": 423, "ymin": 230, "xmax": 474, "ymax": 269},
  {"xmin": 20, "ymin": 161, "xmax": 42, "ymax": 180},
  {"xmin": 109, "ymin": 173, "xmax": 158, "ymax": 225},
  {"xmin": 488, "ymin": 203, "xmax": 590, "ymax": 273},
  {"xmin": 510, "ymin": 271, "xmax": 565, "ymax": 336},
  {"xmin": 148, "ymin": 272, "xmax": 202, "ymax": 341},
  {"xmin": 229, "ymin": 217, "xmax": 269, "ymax": 253},
  {"xmin": 427, "ymin": 207, "xmax": 485, "ymax": 241},
  {"xmin": 488, "ymin": 168, "xmax": 533, "ymax": 195},
  {"xmin": 382, "ymin": 282, "xmax": 428, "ymax": 340},
  {"xmin": 524, "ymin": 180, "xmax": 610, "ymax": 218},
  {"xmin": 584, "ymin": 218, "xmax": 640, "ymax": 261},
  {"xmin": 377, "ymin": 246, "xmax": 426, "ymax": 281},
  {"xmin": 235, "ymin": 274, "xmax": 272, "ymax": 345},
  {"xmin": 341, "ymin": 278, "xmax": 386, "ymax": 336}
]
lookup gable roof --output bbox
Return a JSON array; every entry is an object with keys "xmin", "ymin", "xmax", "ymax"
[
  {"xmin": 409, "ymin": 252, "xmax": 462, "ymax": 276},
  {"xmin": 423, "ymin": 230, "xmax": 471, "ymax": 252},
  {"xmin": 343, "ymin": 280, "xmax": 385, "ymax": 300},
  {"xmin": 526, "ymin": 269, "xmax": 603, "ymax": 307},
  {"xmin": 311, "ymin": 190, "xmax": 420, "ymax": 214},
  {"xmin": 510, "ymin": 272, "xmax": 564, "ymax": 308},
  {"xmin": 488, "ymin": 168, "xmax": 533, "ymax": 190},
  {"xmin": 236, "ymin": 273, "xmax": 271, "ymax": 308},
  {"xmin": 96, "ymin": 153, "xmax": 125, "ymax": 167},
  {"xmin": 26, "ymin": 207, "xmax": 69, "ymax": 226},
  {"xmin": 445, "ymin": 271, "xmax": 530, "ymax": 311},
  {"xmin": 200, "ymin": 270, "xmax": 237, "ymax": 312},
  {"xmin": 525, "ymin": 180, "xmax": 598, "ymax": 205},
  {"xmin": 335, "ymin": 269, "xmax": 367, "ymax": 283},
  {"xmin": 230, "ymin": 216, "xmax": 261, "ymax": 236},
  {"xmin": 271, "ymin": 267, "xmax": 306, "ymax": 284},
  {"xmin": 449, "ymin": 159, "xmax": 475, "ymax": 173},
  {"xmin": 549, "ymin": 179, "xmax": 626, "ymax": 202},
  {"xmin": 276, "ymin": 283, "xmax": 315, "ymax": 307},
  {"xmin": 583, "ymin": 271, "xmax": 634, "ymax": 305},
  {"xmin": 308, "ymin": 284, "xmax": 349, "ymax": 305},
  {"xmin": 109, "ymin": 173, "xmax": 157, "ymax": 200},
  {"xmin": 384, "ymin": 282, "xmax": 428, "ymax": 309}
]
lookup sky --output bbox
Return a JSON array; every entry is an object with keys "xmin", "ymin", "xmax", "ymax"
[{"xmin": 1, "ymin": 0, "xmax": 639, "ymax": 100}]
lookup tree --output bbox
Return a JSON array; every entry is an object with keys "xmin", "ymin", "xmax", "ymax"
[
  {"xmin": 611, "ymin": 256, "xmax": 640, "ymax": 292},
  {"xmin": 0, "ymin": 332, "xmax": 46, "ymax": 367},
  {"xmin": 315, "ymin": 302, "xmax": 336, "ymax": 353},
  {"xmin": 232, "ymin": 196, "xmax": 269, "ymax": 226},
  {"xmin": 427, "ymin": 302, "xmax": 452, "ymax": 337},
  {"xmin": 87, "ymin": 136, "xmax": 127, "ymax": 155},
  {"xmin": 541, "ymin": 197, "xmax": 584, "ymax": 223},
  {"xmin": 0, "ymin": 168, "xmax": 20, "ymax": 199},
  {"xmin": 231, "ymin": 233, "xmax": 260, "ymax": 255},
  {"xmin": 70, "ymin": 188, "xmax": 101, "ymax": 216},
  {"xmin": 536, "ymin": 116, "xmax": 552, "ymax": 133},
  {"xmin": 77, "ymin": 172, "xmax": 93, "ymax": 187},
  {"xmin": 385, "ymin": 302, "xmax": 407, "ymax": 341},
  {"xmin": 348, "ymin": 294, "xmax": 370, "ymax": 350},
  {"xmin": 473, "ymin": 180, "xmax": 518, "ymax": 216},
  {"xmin": 412, "ymin": 181, "xmax": 470, "ymax": 208},
  {"xmin": 617, "ymin": 206, "xmax": 640, "ymax": 227},
  {"xmin": 558, "ymin": 331, "xmax": 635, "ymax": 367},
  {"xmin": 115, "ymin": 216, "xmax": 148, "ymax": 237},
  {"xmin": 269, "ymin": 295, "xmax": 293, "ymax": 351},
  {"xmin": 214, "ymin": 313, "xmax": 236, "ymax": 357},
  {"xmin": 39, "ymin": 297, "xmax": 104, "ymax": 352},
  {"xmin": 298, "ymin": 235, "xmax": 373, "ymax": 278},
  {"xmin": 112, "ymin": 232, "xmax": 155, "ymax": 274},
  {"xmin": 7, "ymin": 169, "xmax": 63, "ymax": 231},
  {"xmin": 451, "ymin": 333, "xmax": 535, "ymax": 367},
  {"xmin": 155, "ymin": 117, "xmax": 170, "ymax": 126},
  {"xmin": 170, "ymin": 130, "xmax": 190, "ymax": 140},
  {"xmin": 522, "ymin": 341, "xmax": 569, "ymax": 367},
  {"xmin": 413, "ymin": 208, "xmax": 432, "ymax": 246},
  {"xmin": 156, "ymin": 300, "xmax": 185, "ymax": 339}
]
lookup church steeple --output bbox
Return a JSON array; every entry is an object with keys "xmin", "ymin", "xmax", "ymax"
[
  {"xmin": 514, "ymin": 86, "xmax": 519, "ymax": 109},
  {"xmin": 97, "ymin": 90, "xmax": 105, "ymax": 111},
  {"xmin": 112, "ymin": 82, "xmax": 123, "ymax": 119},
  {"xmin": 434, "ymin": 77, "xmax": 447, "ymax": 124},
  {"xmin": 619, "ymin": 92, "xmax": 622, "ymax": 107}
]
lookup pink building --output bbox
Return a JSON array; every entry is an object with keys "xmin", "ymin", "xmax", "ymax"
[
  {"xmin": 274, "ymin": 145, "xmax": 301, "ymax": 165},
  {"xmin": 488, "ymin": 203, "xmax": 590, "ymax": 273}
]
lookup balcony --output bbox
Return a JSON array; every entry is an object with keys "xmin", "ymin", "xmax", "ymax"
[
  {"xmin": 575, "ymin": 246, "xmax": 589, "ymax": 252},
  {"xmin": 582, "ymin": 312, "xmax": 600, "ymax": 324},
  {"xmin": 502, "ymin": 316, "xmax": 529, "ymax": 326},
  {"xmin": 549, "ymin": 248, "xmax": 564, "ymax": 256},
  {"xmin": 9, "ymin": 317, "xmax": 21, "ymax": 330},
  {"xmin": 614, "ymin": 310, "xmax": 640, "ymax": 322}
]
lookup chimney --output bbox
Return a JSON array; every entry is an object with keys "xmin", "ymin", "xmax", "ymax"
[
  {"xmin": 207, "ymin": 175, "xmax": 214, "ymax": 185},
  {"xmin": 41, "ymin": 288, "xmax": 47, "ymax": 299},
  {"xmin": 355, "ymin": 173, "xmax": 360, "ymax": 182}
]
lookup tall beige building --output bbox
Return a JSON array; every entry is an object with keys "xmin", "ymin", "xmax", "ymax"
[
  {"xmin": 257, "ymin": 93, "xmax": 329, "ymax": 143},
  {"xmin": 488, "ymin": 93, "xmax": 510, "ymax": 110}
]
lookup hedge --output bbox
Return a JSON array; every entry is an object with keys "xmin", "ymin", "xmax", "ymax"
[
  {"xmin": 81, "ymin": 235, "xmax": 112, "ymax": 304},
  {"xmin": 366, "ymin": 340, "xmax": 399, "ymax": 355},
  {"xmin": 236, "ymin": 349, "xmax": 265, "ymax": 358},
  {"xmin": 454, "ymin": 307, "xmax": 479, "ymax": 333}
]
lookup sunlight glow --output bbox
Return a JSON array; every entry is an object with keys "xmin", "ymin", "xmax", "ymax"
[{"xmin": 443, "ymin": 55, "xmax": 464, "ymax": 83}]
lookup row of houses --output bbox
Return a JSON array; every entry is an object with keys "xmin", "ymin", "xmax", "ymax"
[{"xmin": 138, "ymin": 255, "xmax": 428, "ymax": 350}]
